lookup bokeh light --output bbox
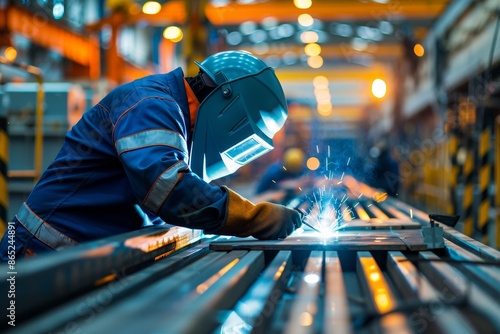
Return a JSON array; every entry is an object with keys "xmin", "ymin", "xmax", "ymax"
[{"xmin": 371, "ymin": 78, "xmax": 387, "ymax": 98}]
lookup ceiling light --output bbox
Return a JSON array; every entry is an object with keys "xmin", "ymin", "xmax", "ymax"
[
  {"xmin": 317, "ymin": 103, "xmax": 332, "ymax": 116},
  {"xmin": 304, "ymin": 43, "xmax": 321, "ymax": 56},
  {"xmin": 294, "ymin": 0, "xmax": 312, "ymax": 9},
  {"xmin": 298, "ymin": 14, "xmax": 314, "ymax": 27},
  {"xmin": 142, "ymin": 1, "xmax": 161, "ymax": 15},
  {"xmin": 249, "ymin": 29, "xmax": 267, "ymax": 43},
  {"xmin": 226, "ymin": 31, "xmax": 243, "ymax": 45},
  {"xmin": 379, "ymin": 21, "xmax": 393, "ymax": 35},
  {"xmin": 352, "ymin": 37, "xmax": 368, "ymax": 51},
  {"xmin": 300, "ymin": 31, "xmax": 318, "ymax": 43},
  {"xmin": 262, "ymin": 17, "xmax": 278, "ymax": 30},
  {"xmin": 53, "ymin": 2, "xmax": 64, "ymax": 19},
  {"xmin": 163, "ymin": 26, "xmax": 183, "ymax": 42},
  {"xmin": 239, "ymin": 21, "xmax": 257, "ymax": 35},
  {"xmin": 371, "ymin": 78, "xmax": 387, "ymax": 98},
  {"xmin": 313, "ymin": 75, "xmax": 328, "ymax": 87},
  {"xmin": 333, "ymin": 23, "xmax": 353, "ymax": 37},
  {"xmin": 307, "ymin": 55, "xmax": 323, "ymax": 68},
  {"xmin": 277, "ymin": 24, "xmax": 295, "ymax": 38}
]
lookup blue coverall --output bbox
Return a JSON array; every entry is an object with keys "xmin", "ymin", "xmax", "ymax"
[{"xmin": 0, "ymin": 68, "xmax": 228, "ymax": 260}]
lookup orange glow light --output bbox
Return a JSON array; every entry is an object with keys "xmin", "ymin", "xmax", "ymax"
[
  {"xmin": 414, "ymin": 43, "xmax": 425, "ymax": 57},
  {"xmin": 307, "ymin": 157, "xmax": 320, "ymax": 170},
  {"xmin": 4, "ymin": 47, "xmax": 17, "ymax": 62}
]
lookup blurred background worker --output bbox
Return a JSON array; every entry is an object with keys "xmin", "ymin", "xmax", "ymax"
[
  {"xmin": 0, "ymin": 50, "xmax": 302, "ymax": 261},
  {"xmin": 362, "ymin": 140, "xmax": 400, "ymax": 197},
  {"xmin": 256, "ymin": 147, "xmax": 308, "ymax": 194}
]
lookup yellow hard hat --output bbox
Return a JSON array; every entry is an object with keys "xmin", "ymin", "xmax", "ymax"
[{"xmin": 283, "ymin": 148, "xmax": 305, "ymax": 174}]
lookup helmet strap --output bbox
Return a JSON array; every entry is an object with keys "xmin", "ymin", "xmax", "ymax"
[{"xmin": 186, "ymin": 71, "xmax": 217, "ymax": 103}]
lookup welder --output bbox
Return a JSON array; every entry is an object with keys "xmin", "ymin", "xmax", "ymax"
[{"xmin": 0, "ymin": 50, "xmax": 302, "ymax": 261}]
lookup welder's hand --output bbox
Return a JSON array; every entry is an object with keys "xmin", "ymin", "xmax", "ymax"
[{"xmin": 215, "ymin": 187, "xmax": 302, "ymax": 240}]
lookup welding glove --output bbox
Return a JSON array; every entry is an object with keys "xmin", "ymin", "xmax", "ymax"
[{"xmin": 216, "ymin": 187, "xmax": 302, "ymax": 240}]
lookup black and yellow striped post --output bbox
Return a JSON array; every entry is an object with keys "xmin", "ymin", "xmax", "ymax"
[
  {"xmin": 446, "ymin": 108, "xmax": 459, "ymax": 215},
  {"xmin": 495, "ymin": 116, "xmax": 500, "ymax": 248},
  {"xmin": 0, "ymin": 114, "xmax": 7, "ymax": 236},
  {"xmin": 462, "ymin": 147, "xmax": 475, "ymax": 237},
  {"xmin": 476, "ymin": 118, "xmax": 491, "ymax": 244},
  {"xmin": 458, "ymin": 98, "xmax": 476, "ymax": 237}
]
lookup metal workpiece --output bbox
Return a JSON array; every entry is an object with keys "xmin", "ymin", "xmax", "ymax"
[{"xmin": 2, "ymin": 186, "xmax": 500, "ymax": 333}]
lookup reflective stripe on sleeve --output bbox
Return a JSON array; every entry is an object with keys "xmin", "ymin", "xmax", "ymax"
[
  {"xmin": 143, "ymin": 161, "xmax": 188, "ymax": 213},
  {"xmin": 16, "ymin": 202, "xmax": 79, "ymax": 250},
  {"xmin": 115, "ymin": 129, "xmax": 188, "ymax": 157}
]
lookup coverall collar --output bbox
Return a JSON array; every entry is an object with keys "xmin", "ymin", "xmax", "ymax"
[{"xmin": 183, "ymin": 78, "xmax": 200, "ymax": 133}]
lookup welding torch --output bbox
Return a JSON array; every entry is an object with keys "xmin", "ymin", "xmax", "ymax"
[
  {"xmin": 285, "ymin": 195, "xmax": 322, "ymax": 233},
  {"xmin": 297, "ymin": 208, "xmax": 322, "ymax": 233}
]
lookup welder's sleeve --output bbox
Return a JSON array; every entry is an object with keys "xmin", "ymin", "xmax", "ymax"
[{"xmin": 214, "ymin": 187, "xmax": 302, "ymax": 240}]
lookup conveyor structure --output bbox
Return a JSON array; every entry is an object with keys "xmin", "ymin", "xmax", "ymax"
[{"xmin": 2, "ymin": 178, "xmax": 500, "ymax": 334}]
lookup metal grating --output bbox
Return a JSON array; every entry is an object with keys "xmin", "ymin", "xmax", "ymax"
[{"xmin": 2, "ymin": 184, "xmax": 500, "ymax": 333}]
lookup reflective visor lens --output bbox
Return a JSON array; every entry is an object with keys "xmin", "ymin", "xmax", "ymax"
[{"xmin": 223, "ymin": 135, "xmax": 272, "ymax": 165}]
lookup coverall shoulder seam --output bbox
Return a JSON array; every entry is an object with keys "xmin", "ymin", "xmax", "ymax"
[
  {"xmin": 97, "ymin": 103, "xmax": 110, "ymax": 114},
  {"xmin": 111, "ymin": 95, "xmax": 177, "ymax": 146}
]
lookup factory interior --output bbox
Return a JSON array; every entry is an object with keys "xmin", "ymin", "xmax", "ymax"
[{"xmin": 1, "ymin": 0, "xmax": 500, "ymax": 333}]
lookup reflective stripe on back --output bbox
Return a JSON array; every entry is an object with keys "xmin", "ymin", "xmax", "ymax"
[
  {"xmin": 143, "ymin": 161, "xmax": 188, "ymax": 213},
  {"xmin": 16, "ymin": 203, "xmax": 79, "ymax": 250},
  {"xmin": 115, "ymin": 129, "xmax": 188, "ymax": 157}
]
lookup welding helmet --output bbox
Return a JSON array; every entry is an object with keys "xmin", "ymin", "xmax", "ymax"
[{"xmin": 189, "ymin": 50, "xmax": 288, "ymax": 182}]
